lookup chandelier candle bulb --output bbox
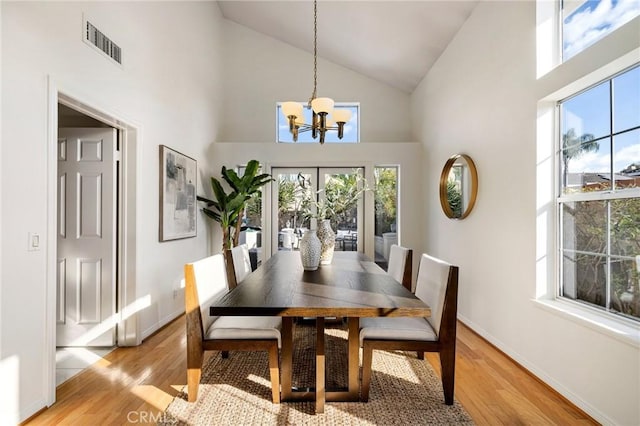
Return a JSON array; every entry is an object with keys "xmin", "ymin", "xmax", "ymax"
[
  {"xmin": 332, "ymin": 109, "xmax": 351, "ymax": 124},
  {"xmin": 282, "ymin": 101, "xmax": 303, "ymax": 119},
  {"xmin": 311, "ymin": 97, "xmax": 334, "ymax": 114},
  {"xmin": 282, "ymin": 102, "xmax": 303, "ymax": 134}
]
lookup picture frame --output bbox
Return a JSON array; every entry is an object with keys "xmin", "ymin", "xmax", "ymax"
[{"xmin": 159, "ymin": 145, "xmax": 197, "ymax": 241}]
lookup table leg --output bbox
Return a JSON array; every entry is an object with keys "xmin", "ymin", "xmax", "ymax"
[
  {"xmin": 281, "ymin": 316, "xmax": 358, "ymax": 410},
  {"xmin": 348, "ymin": 317, "xmax": 360, "ymax": 398},
  {"xmin": 316, "ymin": 317, "xmax": 325, "ymax": 414},
  {"xmin": 281, "ymin": 317, "xmax": 293, "ymax": 401}
]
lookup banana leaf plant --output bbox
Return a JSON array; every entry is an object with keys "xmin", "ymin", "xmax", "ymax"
[{"xmin": 197, "ymin": 160, "xmax": 273, "ymax": 251}]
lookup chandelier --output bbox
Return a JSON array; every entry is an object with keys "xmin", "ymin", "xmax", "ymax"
[{"xmin": 281, "ymin": 0, "xmax": 352, "ymax": 144}]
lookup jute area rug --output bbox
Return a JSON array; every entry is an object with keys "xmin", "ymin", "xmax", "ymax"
[{"xmin": 160, "ymin": 322, "xmax": 474, "ymax": 425}]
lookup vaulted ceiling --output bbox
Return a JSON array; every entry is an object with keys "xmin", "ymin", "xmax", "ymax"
[{"xmin": 218, "ymin": 1, "xmax": 479, "ymax": 93}]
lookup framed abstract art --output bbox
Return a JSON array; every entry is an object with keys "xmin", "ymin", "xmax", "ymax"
[{"xmin": 159, "ymin": 145, "xmax": 197, "ymax": 241}]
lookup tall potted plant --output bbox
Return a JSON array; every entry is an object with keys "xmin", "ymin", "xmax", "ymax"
[{"xmin": 198, "ymin": 160, "xmax": 273, "ymax": 251}]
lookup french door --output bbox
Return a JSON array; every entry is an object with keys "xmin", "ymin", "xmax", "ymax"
[{"xmin": 270, "ymin": 167, "xmax": 364, "ymax": 255}]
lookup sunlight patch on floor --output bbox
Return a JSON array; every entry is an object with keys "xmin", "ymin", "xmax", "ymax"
[
  {"xmin": 247, "ymin": 374, "xmax": 271, "ymax": 388},
  {"xmin": 131, "ymin": 385, "xmax": 176, "ymax": 411},
  {"xmin": 55, "ymin": 347, "xmax": 114, "ymax": 386}
]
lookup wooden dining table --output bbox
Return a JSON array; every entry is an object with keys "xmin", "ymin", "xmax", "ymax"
[{"xmin": 209, "ymin": 250, "xmax": 431, "ymax": 413}]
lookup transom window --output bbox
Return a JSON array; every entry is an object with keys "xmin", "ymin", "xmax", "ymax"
[
  {"xmin": 276, "ymin": 103, "xmax": 360, "ymax": 143},
  {"xmin": 562, "ymin": 0, "xmax": 640, "ymax": 61},
  {"xmin": 557, "ymin": 64, "xmax": 640, "ymax": 321}
]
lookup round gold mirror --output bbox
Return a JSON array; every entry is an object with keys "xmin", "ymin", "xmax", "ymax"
[{"xmin": 439, "ymin": 154, "xmax": 478, "ymax": 219}]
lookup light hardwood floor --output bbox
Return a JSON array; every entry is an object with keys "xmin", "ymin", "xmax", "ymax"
[{"xmin": 24, "ymin": 316, "xmax": 597, "ymax": 425}]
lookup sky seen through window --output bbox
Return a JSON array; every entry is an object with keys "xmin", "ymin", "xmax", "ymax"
[
  {"xmin": 563, "ymin": 0, "xmax": 640, "ymax": 61},
  {"xmin": 561, "ymin": 65, "xmax": 639, "ymax": 175}
]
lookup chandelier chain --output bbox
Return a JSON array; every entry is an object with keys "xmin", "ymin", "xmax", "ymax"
[{"xmin": 308, "ymin": 0, "xmax": 318, "ymax": 107}]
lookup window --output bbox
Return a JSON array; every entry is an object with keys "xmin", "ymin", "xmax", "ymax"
[
  {"xmin": 557, "ymin": 64, "xmax": 640, "ymax": 322},
  {"xmin": 374, "ymin": 166, "xmax": 398, "ymax": 267},
  {"xmin": 276, "ymin": 103, "xmax": 360, "ymax": 143},
  {"xmin": 238, "ymin": 165, "xmax": 265, "ymax": 268},
  {"xmin": 562, "ymin": 0, "xmax": 640, "ymax": 61}
]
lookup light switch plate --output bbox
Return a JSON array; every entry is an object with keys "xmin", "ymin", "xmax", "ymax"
[{"xmin": 28, "ymin": 232, "xmax": 40, "ymax": 251}]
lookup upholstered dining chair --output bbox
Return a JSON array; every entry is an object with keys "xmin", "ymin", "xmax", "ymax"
[
  {"xmin": 221, "ymin": 244, "xmax": 256, "ymax": 359},
  {"xmin": 228, "ymin": 243, "xmax": 253, "ymax": 287},
  {"xmin": 387, "ymin": 244, "xmax": 413, "ymax": 291},
  {"xmin": 184, "ymin": 254, "xmax": 281, "ymax": 403},
  {"xmin": 360, "ymin": 253, "xmax": 459, "ymax": 405}
]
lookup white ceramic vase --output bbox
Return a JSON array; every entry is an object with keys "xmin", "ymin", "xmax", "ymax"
[
  {"xmin": 316, "ymin": 219, "xmax": 336, "ymax": 265},
  {"xmin": 299, "ymin": 229, "xmax": 321, "ymax": 271}
]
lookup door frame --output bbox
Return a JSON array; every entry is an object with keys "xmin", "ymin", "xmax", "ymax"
[{"xmin": 45, "ymin": 77, "xmax": 140, "ymax": 405}]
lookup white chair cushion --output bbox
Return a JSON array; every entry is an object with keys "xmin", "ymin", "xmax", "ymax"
[
  {"xmin": 231, "ymin": 244, "xmax": 252, "ymax": 284},
  {"xmin": 206, "ymin": 316, "xmax": 282, "ymax": 348},
  {"xmin": 190, "ymin": 254, "xmax": 229, "ymax": 332},
  {"xmin": 387, "ymin": 244, "xmax": 410, "ymax": 287},
  {"xmin": 359, "ymin": 317, "xmax": 437, "ymax": 346},
  {"xmin": 415, "ymin": 254, "xmax": 452, "ymax": 336}
]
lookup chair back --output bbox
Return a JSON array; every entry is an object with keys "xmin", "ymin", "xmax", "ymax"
[
  {"xmin": 387, "ymin": 244, "xmax": 413, "ymax": 291},
  {"xmin": 231, "ymin": 244, "xmax": 253, "ymax": 284},
  {"xmin": 414, "ymin": 254, "xmax": 459, "ymax": 340},
  {"xmin": 185, "ymin": 254, "xmax": 229, "ymax": 340}
]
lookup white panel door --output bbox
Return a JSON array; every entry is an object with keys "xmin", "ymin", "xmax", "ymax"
[{"xmin": 57, "ymin": 128, "xmax": 117, "ymax": 347}]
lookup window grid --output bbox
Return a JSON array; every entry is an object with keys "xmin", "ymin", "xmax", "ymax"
[{"xmin": 557, "ymin": 64, "xmax": 640, "ymax": 322}]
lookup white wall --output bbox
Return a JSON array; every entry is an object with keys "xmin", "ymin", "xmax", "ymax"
[
  {"xmin": 412, "ymin": 1, "xmax": 640, "ymax": 424},
  {"xmin": 219, "ymin": 19, "xmax": 413, "ymax": 143},
  {"xmin": 0, "ymin": 2, "xmax": 224, "ymax": 422}
]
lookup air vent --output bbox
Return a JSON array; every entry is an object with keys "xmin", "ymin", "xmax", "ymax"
[{"xmin": 84, "ymin": 20, "xmax": 122, "ymax": 65}]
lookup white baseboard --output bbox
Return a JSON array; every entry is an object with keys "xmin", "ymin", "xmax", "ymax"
[
  {"xmin": 141, "ymin": 308, "xmax": 184, "ymax": 341},
  {"xmin": 8, "ymin": 397, "xmax": 47, "ymax": 425},
  {"xmin": 457, "ymin": 314, "xmax": 614, "ymax": 426}
]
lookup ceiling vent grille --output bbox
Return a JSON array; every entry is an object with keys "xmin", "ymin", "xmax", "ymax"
[{"xmin": 84, "ymin": 20, "xmax": 122, "ymax": 65}]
